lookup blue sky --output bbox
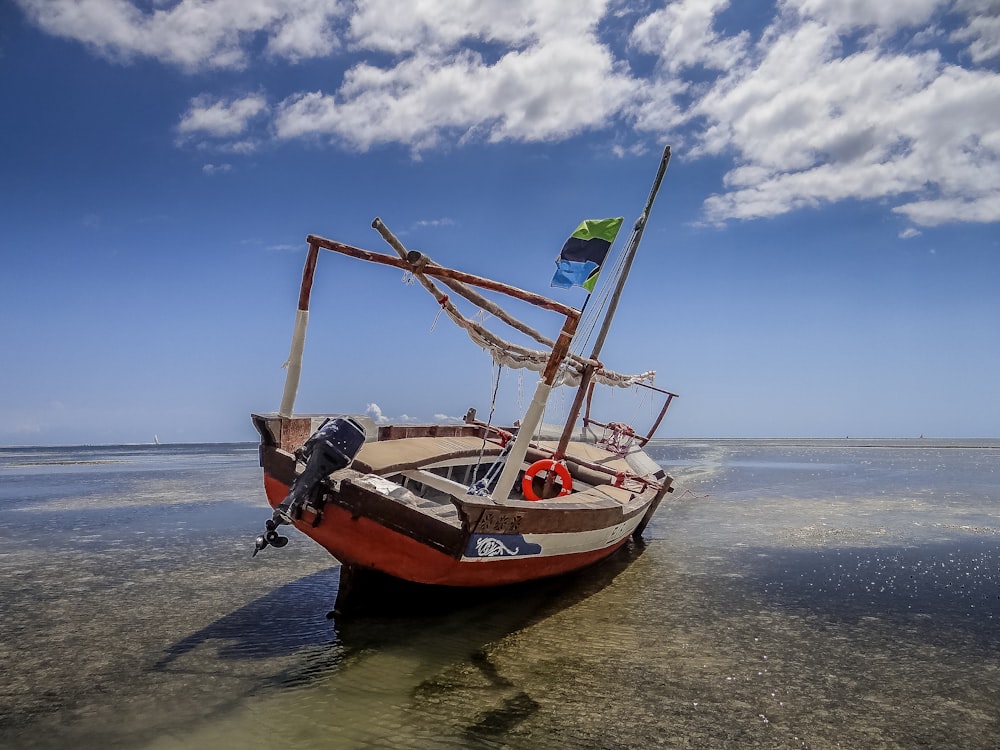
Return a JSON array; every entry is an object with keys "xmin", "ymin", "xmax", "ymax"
[{"xmin": 1, "ymin": 0, "xmax": 998, "ymax": 445}]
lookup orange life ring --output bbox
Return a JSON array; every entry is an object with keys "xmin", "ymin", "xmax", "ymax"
[{"xmin": 521, "ymin": 459, "xmax": 572, "ymax": 501}]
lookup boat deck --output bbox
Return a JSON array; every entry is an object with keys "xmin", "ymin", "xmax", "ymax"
[
  {"xmin": 348, "ymin": 435, "xmax": 647, "ymax": 528},
  {"xmin": 355, "ymin": 435, "xmax": 636, "ymax": 477},
  {"xmin": 354, "ymin": 436, "xmax": 503, "ymax": 475}
]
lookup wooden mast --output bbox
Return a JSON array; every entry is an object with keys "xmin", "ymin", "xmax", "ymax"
[
  {"xmin": 552, "ymin": 145, "xmax": 672, "ymax": 460},
  {"xmin": 490, "ymin": 311, "xmax": 579, "ymax": 502},
  {"xmin": 496, "ymin": 147, "xmax": 672, "ymax": 501}
]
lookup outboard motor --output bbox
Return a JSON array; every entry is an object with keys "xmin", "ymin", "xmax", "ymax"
[{"xmin": 252, "ymin": 417, "xmax": 367, "ymax": 557}]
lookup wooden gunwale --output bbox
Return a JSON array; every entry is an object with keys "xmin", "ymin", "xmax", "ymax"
[
  {"xmin": 254, "ymin": 414, "xmax": 666, "ymax": 499},
  {"xmin": 263, "ymin": 469, "xmax": 656, "ymax": 543}
]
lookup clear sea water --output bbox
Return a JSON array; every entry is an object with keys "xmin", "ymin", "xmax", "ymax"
[{"xmin": 1, "ymin": 439, "xmax": 998, "ymax": 749}]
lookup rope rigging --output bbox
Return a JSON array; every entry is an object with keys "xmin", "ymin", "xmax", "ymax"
[{"xmin": 378, "ymin": 218, "xmax": 656, "ymax": 390}]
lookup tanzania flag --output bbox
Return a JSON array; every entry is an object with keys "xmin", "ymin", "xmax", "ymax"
[{"xmin": 550, "ymin": 217, "xmax": 623, "ymax": 292}]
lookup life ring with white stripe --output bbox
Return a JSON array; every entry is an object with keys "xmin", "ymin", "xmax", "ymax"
[{"xmin": 521, "ymin": 459, "xmax": 572, "ymax": 501}]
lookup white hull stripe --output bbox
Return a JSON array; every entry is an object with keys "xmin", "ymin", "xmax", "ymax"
[{"xmin": 462, "ymin": 514, "xmax": 643, "ymax": 560}]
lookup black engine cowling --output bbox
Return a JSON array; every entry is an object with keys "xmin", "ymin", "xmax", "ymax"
[{"xmin": 276, "ymin": 417, "xmax": 368, "ymax": 521}]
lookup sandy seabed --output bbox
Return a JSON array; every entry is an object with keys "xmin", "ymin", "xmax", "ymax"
[{"xmin": 1, "ymin": 440, "xmax": 998, "ymax": 749}]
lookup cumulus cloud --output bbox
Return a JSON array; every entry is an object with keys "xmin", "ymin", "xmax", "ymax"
[
  {"xmin": 950, "ymin": 1, "xmax": 1000, "ymax": 63},
  {"xmin": 16, "ymin": 0, "xmax": 1000, "ymax": 226},
  {"xmin": 15, "ymin": 0, "xmax": 346, "ymax": 70},
  {"xmin": 630, "ymin": 0, "xmax": 749, "ymax": 74},
  {"xmin": 365, "ymin": 402, "xmax": 388, "ymax": 425},
  {"xmin": 274, "ymin": 22, "xmax": 635, "ymax": 152},
  {"xmin": 348, "ymin": 0, "xmax": 604, "ymax": 54},
  {"xmin": 782, "ymin": 0, "xmax": 943, "ymax": 33},
  {"xmin": 178, "ymin": 94, "xmax": 268, "ymax": 137},
  {"xmin": 634, "ymin": 0, "xmax": 1000, "ymax": 227}
]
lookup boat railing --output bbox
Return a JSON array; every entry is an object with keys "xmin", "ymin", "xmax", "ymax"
[
  {"xmin": 582, "ymin": 381, "xmax": 678, "ymax": 447},
  {"xmin": 463, "ymin": 415, "xmax": 666, "ymax": 492}
]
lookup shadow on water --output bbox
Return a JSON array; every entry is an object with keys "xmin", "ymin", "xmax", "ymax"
[
  {"xmin": 139, "ymin": 541, "xmax": 651, "ymax": 748},
  {"xmin": 156, "ymin": 539, "xmax": 648, "ymax": 691},
  {"xmin": 153, "ymin": 567, "xmax": 346, "ymax": 670}
]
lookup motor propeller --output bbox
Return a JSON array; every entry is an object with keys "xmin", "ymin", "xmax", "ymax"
[{"xmin": 251, "ymin": 518, "xmax": 289, "ymax": 557}]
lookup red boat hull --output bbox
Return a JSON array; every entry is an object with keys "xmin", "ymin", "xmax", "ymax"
[{"xmin": 264, "ymin": 475, "xmax": 634, "ymax": 587}]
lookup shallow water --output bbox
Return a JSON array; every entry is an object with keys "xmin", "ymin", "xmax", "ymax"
[{"xmin": 1, "ymin": 440, "xmax": 998, "ymax": 749}]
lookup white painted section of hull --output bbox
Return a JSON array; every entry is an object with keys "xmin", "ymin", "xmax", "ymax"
[{"xmin": 461, "ymin": 510, "xmax": 646, "ymax": 562}]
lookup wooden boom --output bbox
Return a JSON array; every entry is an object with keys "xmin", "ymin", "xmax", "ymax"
[{"xmin": 306, "ymin": 234, "xmax": 579, "ymax": 321}]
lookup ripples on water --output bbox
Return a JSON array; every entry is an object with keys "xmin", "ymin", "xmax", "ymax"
[{"xmin": 1, "ymin": 440, "xmax": 998, "ymax": 749}]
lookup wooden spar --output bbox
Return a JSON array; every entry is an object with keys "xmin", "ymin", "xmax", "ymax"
[
  {"xmin": 639, "ymin": 386, "xmax": 677, "ymax": 445},
  {"xmin": 551, "ymin": 145, "xmax": 672, "ymax": 460},
  {"xmin": 373, "ymin": 218, "xmax": 652, "ymax": 383},
  {"xmin": 315, "ymin": 227, "xmax": 569, "ymax": 373},
  {"xmin": 310, "ymin": 229, "xmax": 649, "ymax": 387},
  {"xmin": 491, "ymin": 312, "xmax": 579, "ymax": 502},
  {"xmin": 580, "ymin": 385, "xmax": 678, "ymax": 446},
  {"xmin": 278, "ymin": 240, "xmax": 320, "ymax": 417},
  {"xmin": 404, "ymin": 247, "xmax": 624, "ymax": 378},
  {"xmin": 372, "ymin": 218, "xmax": 557, "ymax": 349},
  {"xmin": 306, "ymin": 234, "xmax": 578, "ymax": 320}
]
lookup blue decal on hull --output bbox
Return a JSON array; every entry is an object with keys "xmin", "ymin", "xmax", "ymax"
[{"xmin": 466, "ymin": 534, "xmax": 542, "ymax": 558}]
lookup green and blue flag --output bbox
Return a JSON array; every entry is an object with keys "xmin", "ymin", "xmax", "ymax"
[{"xmin": 550, "ymin": 217, "xmax": 623, "ymax": 292}]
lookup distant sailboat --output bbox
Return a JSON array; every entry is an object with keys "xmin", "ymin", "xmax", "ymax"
[{"xmin": 154, "ymin": 435, "xmax": 160, "ymax": 445}]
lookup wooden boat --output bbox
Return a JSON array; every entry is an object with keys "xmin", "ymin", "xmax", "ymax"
[{"xmin": 251, "ymin": 147, "xmax": 677, "ymax": 611}]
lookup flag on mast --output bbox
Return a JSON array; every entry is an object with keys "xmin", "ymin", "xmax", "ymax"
[{"xmin": 550, "ymin": 217, "xmax": 624, "ymax": 292}]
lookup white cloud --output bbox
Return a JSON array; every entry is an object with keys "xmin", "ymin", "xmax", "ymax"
[
  {"xmin": 365, "ymin": 402, "xmax": 388, "ymax": 425},
  {"xmin": 275, "ymin": 17, "xmax": 635, "ymax": 152},
  {"xmin": 643, "ymin": 3, "xmax": 1000, "ymax": 226},
  {"xmin": 630, "ymin": 0, "xmax": 749, "ymax": 74},
  {"xmin": 781, "ymin": 0, "xmax": 942, "ymax": 33},
  {"xmin": 894, "ymin": 193, "xmax": 1000, "ymax": 226},
  {"xmin": 17, "ymin": 0, "xmax": 1000, "ymax": 226},
  {"xmin": 414, "ymin": 218, "xmax": 456, "ymax": 228},
  {"xmin": 178, "ymin": 94, "xmax": 268, "ymax": 137},
  {"xmin": 15, "ymin": 0, "xmax": 346, "ymax": 70},
  {"xmin": 202, "ymin": 162, "xmax": 232, "ymax": 175},
  {"xmin": 266, "ymin": 5, "xmax": 343, "ymax": 61},
  {"xmin": 348, "ymin": 0, "xmax": 606, "ymax": 54},
  {"xmin": 950, "ymin": 1, "xmax": 1000, "ymax": 63},
  {"xmin": 365, "ymin": 403, "xmax": 425, "ymax": 424}
]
